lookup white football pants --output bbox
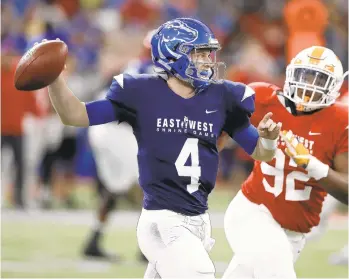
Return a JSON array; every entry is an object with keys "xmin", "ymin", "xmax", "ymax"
[
  {"xmin": 137, "ymin": 208, "xmax": 216, "ymax": 278},
  {"xmin": 223, "ymin": 191, "xmax": 306, "ymax": 279}
]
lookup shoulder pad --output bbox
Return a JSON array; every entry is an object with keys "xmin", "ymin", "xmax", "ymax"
[
  {"xmin": 224, "ymin": 80, "xmax": 255, "ymax": 114},
  {"xmin": 107, "ymin": 73, "xmax": 159, "ymax": 102}
]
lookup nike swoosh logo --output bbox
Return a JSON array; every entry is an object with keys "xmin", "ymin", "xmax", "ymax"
[
  {"xmin": 206, "ymin": 109, "xmax": 218, "ymax": 114},
  {"xmin": 309, "ymin": 132, "xmax": 321, "ymax": 136}
]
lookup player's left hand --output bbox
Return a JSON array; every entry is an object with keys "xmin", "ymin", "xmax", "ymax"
[
  {"xmin": 257, "ymin": 112, "xmax": 282, "ymax": 140},
  {"xmin": 281, "ymin": 130, "xmax": 310, "ymax": 168}
]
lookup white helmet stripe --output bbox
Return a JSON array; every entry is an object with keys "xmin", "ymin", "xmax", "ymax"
[{"xmin": 157, "ymin": 39, "xmax": 166, "ymax": 59}]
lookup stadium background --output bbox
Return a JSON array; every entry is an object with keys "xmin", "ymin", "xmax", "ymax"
[{"xmin": 1, "ymin": 0, "xmax": 348, "ymax": 278}]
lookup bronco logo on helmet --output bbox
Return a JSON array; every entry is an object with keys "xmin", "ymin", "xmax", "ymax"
[{"xmin": 162, "ymin": 20, "xmax": 198, "ymax": 44}]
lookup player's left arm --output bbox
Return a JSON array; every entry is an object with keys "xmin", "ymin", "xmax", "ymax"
[
  {"xmin": 223, "ymin": 116, "xmax": 280, "ymax": 162},
  {"xmin": 223, "ymin": 117, "xmax": 281, "ymax": 162},
  {"xmin": 282, "ymin": 130, "xmax": 348, "ymax": 205},
  {"xmin": 222, "ymin": 82, "xmax": 281, "ymax": 161},
  {"xmin": 222, "ymin": 112, "xmax": 281, "ymax": 161},
  {"xmin": 250, "ymin": 112, "xmax": 282, "ymax": 161}
]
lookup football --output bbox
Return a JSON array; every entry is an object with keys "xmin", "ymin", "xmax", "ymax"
[{"xmin": 14, "ymin": 40, "xmax": 68, "ymax": 91}]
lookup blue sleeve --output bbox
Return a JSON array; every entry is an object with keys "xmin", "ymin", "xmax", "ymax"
[
  {"xmin": 232, "ymin": 124, "xmax": 259, "ymax": 155},
  {"xmin": 105, "ymin": 73, "xmax": 138, "ymax": 113},
  {"xmin": 86, "ymin": 73, "xmax": 140, "ymax": 126},
  {"xmin": 85, "ymin": 99, "xmax": 119, "ymax": 126},
  {"xmin": 223, "ymin": 81, "xmax": 256, "ymax": 138}
]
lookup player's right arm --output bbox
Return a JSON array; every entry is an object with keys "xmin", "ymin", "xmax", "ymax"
[
  {"xmin": 48, "ymin": 73, "xmax": 137, "ymax": 127},
  {"xmin": 48, "ymin": 74, "xmax": 90, "ymax": 126}
]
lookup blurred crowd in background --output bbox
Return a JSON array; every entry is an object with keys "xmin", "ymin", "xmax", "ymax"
[{"xmin": 1, "ymin": 0, "xmax": 348, "ymax": 209}]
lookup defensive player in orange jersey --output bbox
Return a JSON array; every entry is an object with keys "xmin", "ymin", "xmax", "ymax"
[{"xmin": 221, "ymin": 46, "xmax": 349, "ymax": 279}]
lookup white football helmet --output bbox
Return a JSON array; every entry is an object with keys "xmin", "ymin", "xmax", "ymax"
[{"xmin": 283, "ymin": 46, "xmax": 348, "ymax": 112}]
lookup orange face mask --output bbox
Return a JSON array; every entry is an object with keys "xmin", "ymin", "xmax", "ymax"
[{"xmin": 296, "ymin": 96, "xmax": 310, "ymax": 111}]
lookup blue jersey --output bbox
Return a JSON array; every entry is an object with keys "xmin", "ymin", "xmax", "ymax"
[{"xmin": 87, "ymin": 73, "xmax": 256, "ymax": 215}]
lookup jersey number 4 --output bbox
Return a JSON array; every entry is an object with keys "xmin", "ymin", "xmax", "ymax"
[
  {"xmin": 175, "ymin": 138, "xmax": 201, "ymax": 194},
  {"xmin": 261, "ymin": 149, "xmax": 312, "ymax": 201}
]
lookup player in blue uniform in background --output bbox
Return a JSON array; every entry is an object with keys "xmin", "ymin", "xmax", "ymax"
[
  {"xmin": 46, "ymin": 18, "xmax": 281, "ymax": 278},
  {"xmin": 82, "ymin": 30, "xmax": 155, "ymax": 262}
]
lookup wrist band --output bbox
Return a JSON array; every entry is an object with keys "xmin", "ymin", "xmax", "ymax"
[
  {"xmin": 306, "ymin": 156, "xmax": 329, "ymax": 181},
  {"xmin": 260, "ymin": 137, "xmax": 278, "ymax": 150}
]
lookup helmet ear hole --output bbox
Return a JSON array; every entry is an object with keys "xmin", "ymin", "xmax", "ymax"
[
  {"xmin": 167, "ymin": 58, "xmax": 177, "ymax": 62},
  {"xmin": 173, "ymin": 43, "xmax": 180, "ymax": 51}
]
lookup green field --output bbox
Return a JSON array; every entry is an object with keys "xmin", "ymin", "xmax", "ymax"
[{"xmin": 2, "ymin": 215, "xmax": 348, "ymax": 278}]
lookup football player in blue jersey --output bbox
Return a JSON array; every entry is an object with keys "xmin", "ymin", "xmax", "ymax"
[{"xmin": 46, "ymin": 18, "xmax": 281, "ymax": 278}]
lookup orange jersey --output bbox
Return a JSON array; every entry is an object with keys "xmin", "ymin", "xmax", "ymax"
[
  {"xmin": 242, "ymin": 82, "xmax": 348, "ymax": 233},
  {"xmin": 338, "ymin": 91, "xmax": 348, "ymax": 105}
]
